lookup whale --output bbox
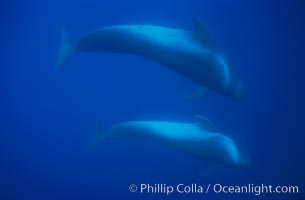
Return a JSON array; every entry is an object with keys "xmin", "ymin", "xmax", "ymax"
[
  {"xmin": 87, "ymin": 116, "xmax": 248, "ymax": 168},
  {"xmin": 55, "ymin": 18, "xmax": 243, "ymax": 99}
]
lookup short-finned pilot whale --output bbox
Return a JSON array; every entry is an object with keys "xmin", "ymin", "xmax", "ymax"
[
  {"xmin": 56, "ymin": 18, "xmax": 243, "ymax": 99},
  {"xmin": 87, "ymin": 116, "xmax": 248, "ymax": 168}
]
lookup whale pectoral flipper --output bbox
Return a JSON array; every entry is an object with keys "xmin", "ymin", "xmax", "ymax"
[
  {"xmin": 192, "ymin": 17, "xmax": 218, "ymax": 51},
  {"xmin": 86, "ymin": 125, "xmax": 105, "ymax": 151},
  {"xmin": 55, "ymin": 28, "xmax": 75, "ymax": 69},
  {"xmin": 195, "ymin": 115, "xmax": 218, "ymax": 132}
]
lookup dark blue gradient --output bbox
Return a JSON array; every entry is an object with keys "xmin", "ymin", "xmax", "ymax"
[{"xmin": 1, "ymin": 0, "xmax": 305, "ymax": 199}]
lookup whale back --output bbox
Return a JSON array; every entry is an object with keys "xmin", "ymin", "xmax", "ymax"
[{"xmin": 76, "ymin": 27, "xmax": 142, "ymax": 53}]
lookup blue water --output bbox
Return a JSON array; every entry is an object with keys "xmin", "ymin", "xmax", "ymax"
[{"xmin": 1, "ymin": 0, "xmax": 304, "ymax": 199}]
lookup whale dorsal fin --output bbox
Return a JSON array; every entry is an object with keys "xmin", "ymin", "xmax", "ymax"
[
  {"xmin": 195, "ymin": 115, "xmax": 218, "ymax": 132},
  {"xmin": 192, "ymin": 17, "xmax": 218, "ymax": 51}
]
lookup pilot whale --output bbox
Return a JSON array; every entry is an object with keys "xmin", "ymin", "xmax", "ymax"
[
  {"xmin": 56, "ymin": 18, "xmax": 243, "ymax": 99},
  {"xmin": 87, "ymin": 116, "xmax": 248, "ymax": 168}
]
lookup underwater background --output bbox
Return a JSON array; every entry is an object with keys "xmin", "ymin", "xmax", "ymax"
[{"xmin": 1, "ymin": 0, "xmax": 305, "ymax": 199}]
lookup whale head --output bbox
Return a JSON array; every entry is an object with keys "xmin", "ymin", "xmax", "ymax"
[
  {"xmin": 210, "ymin": 135, "xmax": 250, "ymax": 168},
  {"xmin": 193, "ymin": 52, "xmax": 243, "ymax": 100},
  {"xmin": 212, "ymin": 54, "xmax": 244, "ymax": 100},
  {"xmin": 193, "ymin": 116, "xmax": 246, "ymax": 167},
  {"xmin": 201, "ymin": 134, "xmax": 241, "ymax": 166}
]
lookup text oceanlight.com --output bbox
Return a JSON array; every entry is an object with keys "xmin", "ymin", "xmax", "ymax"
[{"xmin": 129, "ymin": 183, "xmax": 299, "ymax": 196}]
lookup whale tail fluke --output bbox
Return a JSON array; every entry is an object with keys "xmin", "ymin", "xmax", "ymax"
[
  {"xmin": 55, "ymin": 28, "xmax": 75, "ymax": 69},
  {"xmin": 86, "ymin": 125, "xmax": 105, "ymax": 151}
]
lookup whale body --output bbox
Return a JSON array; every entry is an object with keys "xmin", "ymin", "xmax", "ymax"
[
  {"xmin": 56, "ymin": 18, "xmax": 243, "ymax": 99},
  {"xmin": 87, "ymin": 116, "xmax": 247, "ymax": 168}
]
